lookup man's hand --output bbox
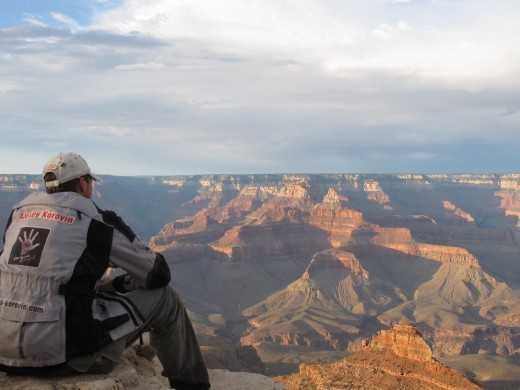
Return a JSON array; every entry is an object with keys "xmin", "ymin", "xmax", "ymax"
[{"xmin": 112, "ymin": 274, "xmax": 138, "ymax": 293}]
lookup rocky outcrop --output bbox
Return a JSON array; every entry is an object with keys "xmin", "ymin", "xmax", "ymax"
[
  {"xmin": 321, "ymin": 187, "xmax": 348, "ymax": 205},
  {"xmin": 0, "ymin": 345, "xmax": 284, "ymax": 390},
  {"xmin": 276, "ymin": 182, "xmax": 310, "ymax": 200},
  {"xmin": 364, "ymin": 180, "xmax": 392, "ymax": 209},
  {"xmin": 443, "ymin": 201, "xmax": 475, "ymax": 223},
  {"xmin": 366, "ymin": 323, "xmax": 434, "ymax": 362},
  {"xmin": 499, "ymin": 178, "xmax": 520, "ymax": 190},
  {"xmin": 371, "ymin": 227, "xmax": 481, "ymax": 267},
  {"xmin": 209, "ymin": 190, "xmax": 261, "ymax": 224},
  {"xmin": 246, "ymin": 202, "xmax": 307, "ymax": 225},
  {"xmin": 308, "ymin": 201, "xmax": 364, "ymax": 247},
  {"xmin": 495, "ymin": 190, "xmax": 520, "ymax": 225},
  {"xmin": 277, "ymin": 324, "xmax": 482, "ymax": 390},
  {"xmin": 149, "ymin": 209, "xmax": 226, "ymax": 246}
]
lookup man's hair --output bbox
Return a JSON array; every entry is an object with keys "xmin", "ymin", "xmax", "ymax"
[{"xmin": 44, "ymin": 172, "xmax": 81, "ymax": 194}]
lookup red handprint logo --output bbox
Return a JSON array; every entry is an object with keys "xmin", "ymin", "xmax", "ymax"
[
  {"xmin": 9, "ymin": 227, "xmax": 50, "ymax": 267},
  {"xmin": 18, "ymin": 229, "xmax": 41, "ymax": 257}
]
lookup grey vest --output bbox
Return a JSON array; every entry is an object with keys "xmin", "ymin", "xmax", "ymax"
[{"xmin": 0, "ymin": 192, "xmax": 135, "ymax": 367}]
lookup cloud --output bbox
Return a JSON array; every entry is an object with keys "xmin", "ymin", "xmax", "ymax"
[
  {"xmin": 114, "ymin": 62, "xmax": 165, "ymax": 71},
  {"xmin": 50, "ymin": 12, "xmax": 81, "ymax": 31},
  {"xmin": 1, "ymin": 1, "xmax": 520, "ymax": 174},
  {"xmin": 23, "ymin": 16, "xmax": 48, "ymax": 28},
  {"xmin": 90, "ymin": 0, "xmax": 520, "ymax": 88},
  {"xmin": 372, "ymin": 21, "xmax": 411, "ymax": 39}
]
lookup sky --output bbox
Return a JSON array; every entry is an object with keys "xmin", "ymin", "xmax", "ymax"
[{"xmin": 1, "ymin": 0, "xmax": 520, "ymax": 175}]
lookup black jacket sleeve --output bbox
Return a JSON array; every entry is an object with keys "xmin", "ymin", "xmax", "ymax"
[{"xmin": 99, "ymin": 209, "xmax": 170, "ymax": 290}]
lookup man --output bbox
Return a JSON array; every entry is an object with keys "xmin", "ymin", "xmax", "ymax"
[{"xmin": 0, "ymin": 152, "xmax": 210, "ymax": 390}]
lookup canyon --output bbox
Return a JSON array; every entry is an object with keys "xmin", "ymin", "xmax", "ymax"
[{"xmin": 2, "ymin": 173, "xmax": 520, "ymax": 388}]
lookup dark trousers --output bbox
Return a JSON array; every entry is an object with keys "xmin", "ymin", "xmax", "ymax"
[{"xmin": 116, "ymin": 286, "xmax": 210, "ymax": 389}]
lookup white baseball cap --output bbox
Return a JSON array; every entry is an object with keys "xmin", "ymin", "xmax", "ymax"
[{"xmin": 42, "ymin": 152, "xmax": 98, "ymax": 188}]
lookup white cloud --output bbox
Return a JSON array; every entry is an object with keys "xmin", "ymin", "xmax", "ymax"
[
  {"xmin": 372, "ymin": 24, "xmax": 394, "ymax": 40},
  {"xmin": 396, "ymin": 21, "xmax": 411, "ymax": 31},
  {"xmin": 372, "ymin": 21, "xmax": 411, "ymax": 39},
  {"xmin": 2, "ymin": 1, "xmax": 520, "ymax": 174},
  {"xmin": 50, "ymin": 12, "xmax": 81, "ymax": 31},
  {"xmin": 93, "ymin": 0, "xmax": 359, "ymax": 62},
  {"xmin": 23, "ymin": 16, "xmax": 48, "ymax": 28},
  {"xmin": 114, "ymin": 62, "xmax": 165, "ymax": 71},
  {"xmin": 91, "ymin": 0, "xmax": 520, "ymax": 88}
]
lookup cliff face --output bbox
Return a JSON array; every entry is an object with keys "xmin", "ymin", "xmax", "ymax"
[
  {"xmin": 307, "ymin": 200, "xmax": 364, "ymax": 247},
  {"xmin": 367, "ymin": 323, "xmax": 434, "ymax": 362},
  {"xmin": 370, "ymin": 227, "xmax": 481, "ymax": 267},
  {"xmin": 277, "ymin": 323, "xmax": 482, "ymax": 390},
  {"xmin": 495, "ymin": 190, "xmax": 520, "ymax": 226},
  {"xmin": 364, "ymin": 179, "xmax": 392, "ymax": 209}
]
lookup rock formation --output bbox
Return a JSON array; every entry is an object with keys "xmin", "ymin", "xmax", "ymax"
[
  {"xmin": 363, "ymin": 179, "xmax": 392, "ymax": 209},
  {"xmin": 367, "ymin": 323, "xmax": 433, "ymax": 362},
  {"xmin": 443, "ymin": 200, "xmax": 475, "ymax": 223},
  {"xmin": 241, "ymin": 250, "xmax": 402, "ymax": 351},
  {"xmin": 307, "ymin": 200, "xmax": 363, "ymax": 247},
  {"xmin": 370, "ymin": 227, "xmax": 481, "ymax": 267},
  {"xmin": 321, "ymin": 187, "xmax": 348, "ymax": 205},
  {"xmin": 277, "ymin": 323, "xmax": 482, "ymax": 390},
  {"xmin": 499, "ymin": 177, "xmax": 520, "ymax": 190},
  {"xmin": 495, "ymin": 190, "xmax": 520, "ymax": 226}
]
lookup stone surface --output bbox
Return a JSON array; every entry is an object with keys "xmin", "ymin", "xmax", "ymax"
[{"xmin": 0, "ymin": 346, "xmax": 285, "ymax": 390}]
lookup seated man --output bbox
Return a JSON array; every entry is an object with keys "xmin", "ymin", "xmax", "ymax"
[{"xmin": 0, "ymin": 152, "xmax": 210, "ymax": 390}]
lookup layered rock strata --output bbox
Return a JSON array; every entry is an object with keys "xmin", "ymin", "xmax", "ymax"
[
  {"xmin": 277, "ymin": 324, "xmax": 482, "ymax": 390},
  {"xmin": 241, "ymin": 250, "xmax": 402, "ymax": 350},
  {"xmin": 363, "ymin": 179, "xmax": 392, "ymax": 209},
  {"xmin": 371, "ymin": 227, "xmax": 481, "ymax": 267}
]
